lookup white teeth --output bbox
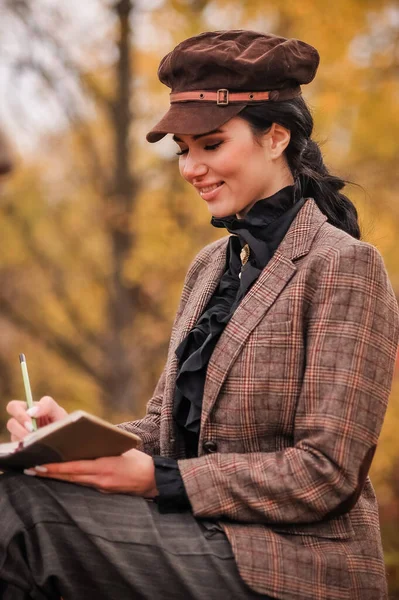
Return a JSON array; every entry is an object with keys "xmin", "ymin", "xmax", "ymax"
[{"xmin": 199, "ymin": 182, "xmax": 222, "ymax": 195}]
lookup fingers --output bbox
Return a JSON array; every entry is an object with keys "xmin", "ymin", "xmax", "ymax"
[
  {"xmin": 7, "ymin": 396, "xmax": 67, "ymax": 423},
  {"xmin": 7, "ymin": 417, "xmax": 31, "ymax": 441},
  {"xmin": 31, "ymin": 396, "xmax": 68, "ymax": 421},
  {"xmin": 23, "ymin": 462, "xmax": 114, "ymax": 491},
  {"xmin": 41, "ymin": 459, "xmax": 104, "ymax": 475},
  {"xmin": 24, "ymin": 470, "xmax": 101, "ymax": 487},
  {"xmin": 6, "ymin": 399, "xmax": 30, "ymax": 422},
  {"xmin": 6, "ymin": 400, "xmax": 34, "ymax": 437},
  {"xmin": 6, "ymin": 398, "xmax": 48, "ymax": 434},
  {"xmin": 6, "ymin": 396, "xmax": 68, "ymax": 442}
]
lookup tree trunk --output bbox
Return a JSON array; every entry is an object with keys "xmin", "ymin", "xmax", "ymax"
[{"xmin": 104, "ymin": 0, "xmax": 139, "ymax": 413}]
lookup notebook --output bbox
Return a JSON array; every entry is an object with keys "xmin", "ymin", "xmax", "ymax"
[{"xmin": 0, "ymin": 410, "xmax": 141, "ymax": 470}]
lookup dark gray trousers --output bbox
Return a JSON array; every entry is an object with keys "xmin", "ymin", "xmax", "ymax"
[{"xmin": 0, "ymin": 473, "xmax": 273, "ymax": 600}]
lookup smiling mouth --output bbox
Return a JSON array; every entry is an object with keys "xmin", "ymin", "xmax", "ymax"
[{"xmin": 198, "ymin": 182, "xmax": 224, "ymax": 197}]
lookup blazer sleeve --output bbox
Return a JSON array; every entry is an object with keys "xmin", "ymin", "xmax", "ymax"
[
  {"xmin": 117, "ymin": 368, "xmax": 165, "ymax": 455},
  {"xmin": 178, "ymin": 243, "xmax": 399, "ymax": 524}
]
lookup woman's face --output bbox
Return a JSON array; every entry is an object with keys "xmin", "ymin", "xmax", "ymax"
[{"xmin": 174, "ymin": 117, "xmax": 293, "ymax": 219}]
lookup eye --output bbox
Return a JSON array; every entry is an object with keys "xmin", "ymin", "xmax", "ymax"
[
  {"xmin": 204, "ymin": 142, "xmax": 222, "ymax": 151},
  {"xmin": 175, "ymin": 141, "xmax": 222, "ymax": 156}
]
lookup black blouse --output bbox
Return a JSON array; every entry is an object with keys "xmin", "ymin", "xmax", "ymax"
[{"xmin": 154, "ymin": 185, "xmax": 307, "ymax": 511}]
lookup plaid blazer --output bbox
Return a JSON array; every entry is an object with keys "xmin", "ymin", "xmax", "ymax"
[{"xmin": 120, "ymin": 199, "xmax": 399, "ymax": 600}]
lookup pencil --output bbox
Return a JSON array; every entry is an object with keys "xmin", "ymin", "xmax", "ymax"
[{"xmin": 19, "ymin": 354, "xmax": 37, "ymax": 431}]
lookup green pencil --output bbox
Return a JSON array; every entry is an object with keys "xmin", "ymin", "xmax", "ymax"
[{"xmin": 19, "ymin": 354, "xmax": 37, "ymax": 431}]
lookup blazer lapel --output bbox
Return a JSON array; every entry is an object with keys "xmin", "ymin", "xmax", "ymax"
[
  {"xmin": 201, "ymin": 198, "xmax": 328, "ymax": 429},
  {"xmin": 163, "ymin": 238, "xmax": 228, "ymax": 424},
  {"xmin": 174, "ymin": 239, "xmax": 228, "ymax": 346}
]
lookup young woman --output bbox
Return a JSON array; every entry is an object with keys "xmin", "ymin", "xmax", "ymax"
[{"xmin": 3, "ymin": 30, "xmax": 399, "ymax": 600}]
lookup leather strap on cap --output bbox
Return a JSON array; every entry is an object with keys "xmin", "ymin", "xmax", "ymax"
[{"xmin": 170, "ymin": 87, "xmax": 301, "ymax": 105}]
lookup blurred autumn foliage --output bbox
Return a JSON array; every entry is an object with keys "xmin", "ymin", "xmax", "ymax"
[{"xmin": 0, "ymin": 0, "xmax": 398, "ymax": 594}]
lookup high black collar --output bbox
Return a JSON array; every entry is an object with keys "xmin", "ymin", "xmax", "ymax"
[
  {"xmin": 211, "ymin": 184, "xmax": 305, "ymax": 272},
  {"xmin": 211, "ymin": 184, "xmax": 296, "ymax": 236}
]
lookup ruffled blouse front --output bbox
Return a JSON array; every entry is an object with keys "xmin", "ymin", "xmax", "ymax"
[{"xmin": 173, "ymin": 185, "xmax": 307, "ymax": 456}]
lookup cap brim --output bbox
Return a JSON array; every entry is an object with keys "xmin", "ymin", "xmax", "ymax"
[{"xmin": 146, "ymin": 102, "xmax": 247, "ymax": 143}]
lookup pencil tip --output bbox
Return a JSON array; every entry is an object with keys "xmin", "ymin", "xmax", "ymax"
[{"xmin": 19, "ymin": 354, "xmax": 25, "ymax": 363}]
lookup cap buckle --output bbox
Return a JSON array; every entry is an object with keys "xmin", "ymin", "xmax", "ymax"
[{"xmin": 216, "ymin": 89, "xmax": 229, "ymax": 105}]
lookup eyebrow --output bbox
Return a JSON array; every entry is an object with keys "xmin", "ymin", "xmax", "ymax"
[{"xmin": 172, "ymin": 128, "xmax": 224, "ymax": 143}]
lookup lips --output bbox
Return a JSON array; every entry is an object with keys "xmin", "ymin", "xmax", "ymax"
[{"xmin": 197, "ymin": 181, "xmax": 224, "ymax": 198}]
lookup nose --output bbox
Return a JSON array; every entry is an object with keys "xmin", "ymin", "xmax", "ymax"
[{"xmin": 181, "ymin": 153, "xmax": 208, "ymax": 182}]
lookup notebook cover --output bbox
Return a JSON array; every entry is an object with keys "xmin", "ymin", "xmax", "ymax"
[{"xmin": 0, "ymin": 412, "xmax": 141, "ymax": 471}]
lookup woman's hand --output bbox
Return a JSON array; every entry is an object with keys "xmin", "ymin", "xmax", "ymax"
[
  {"xmin": 23, "ymin": 448, "xmax": 159, "ymax": 498},
  {"xmin": 6, "ymin": 396, "xmax": 68, "ymax": 441}
]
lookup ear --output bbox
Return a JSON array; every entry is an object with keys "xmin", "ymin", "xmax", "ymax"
[{"xmin": 262, "ymin": 123, "xmax": 291, "ymax": 159}]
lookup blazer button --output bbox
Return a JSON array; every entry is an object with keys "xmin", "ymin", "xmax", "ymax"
[{"xmin": 203, "ymin": 440, "xmax": 218, "ymax": 454}]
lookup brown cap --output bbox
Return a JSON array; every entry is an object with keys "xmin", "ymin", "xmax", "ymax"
[{"xmin": 147, "ymin": 30, "xmax": 319, "ymax": 143}]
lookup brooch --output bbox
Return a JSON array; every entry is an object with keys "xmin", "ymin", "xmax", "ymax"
[{"xmin": 239, "ymin": 244, "xmax": 250, "ymax": 279}]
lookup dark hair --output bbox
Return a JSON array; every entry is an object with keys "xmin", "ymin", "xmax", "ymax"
[{"xmin": 239, "ymin": 97, "xmax": 361, "ymax": 239}]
